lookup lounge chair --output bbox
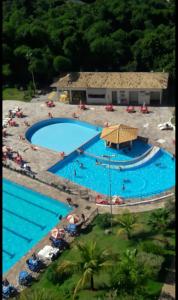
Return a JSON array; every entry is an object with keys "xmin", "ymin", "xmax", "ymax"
[
  {"xmin": 18, "ymin": 271, "xmax": 33, "ymax": 286},
  {"xmin": 26, "ymin": 257, "xmax": 43, "ymax": 272},
  {"xmin": 64, "ymin": 224, "xmax": 79, "ymax": 236},
  {"xmin": 2, "ymin": 282, "xmax": 18, "ymax": 299},
  {"xmin": 38, "ymin": 245, "xmax": 61, "ymax": 261},
  {"xmin": 105, "ymin": 104, "xmax": 114, "ymax": 111},
  {"xmin": 158, "ymin": 122, "xmax": 173, "ymax": 130},
  {"xmin": 126, "ymin": 106, "xmax": 135, "ymax": 113},
  {"xmin": 49, "ymin": 236, "xmax": 69, "ymax": 250},
  {"xmin": 46, "ymin": 101, "xmax": 55, "ymax": 107},
  {"xmin": 16, "ymin": 111, "xmax": 24, "ymax": 118},
  {"xmin": 140, "ymin": 105, "xmax": 149, "ymax": 113}
]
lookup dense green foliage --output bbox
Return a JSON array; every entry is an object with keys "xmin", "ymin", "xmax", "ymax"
[{"xmin": 3, "ymin": 0, "xmax": 175, "ymax": 88}]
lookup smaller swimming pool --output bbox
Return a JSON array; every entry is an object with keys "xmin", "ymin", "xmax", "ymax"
[
  {"xmin": 3, "ymin": 179, "xmax": 71, "ymax": 273},
  {"xmin": 26, "ymin": 118, "xmax": 100, "ymax": 155}
]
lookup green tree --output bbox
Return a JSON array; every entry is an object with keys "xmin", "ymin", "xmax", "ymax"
[
  {"xmin": 110, "ymin": 249, "xmax": 147, "ymax": 296},
  {"xmin": 110, "ymin": 249, "xmax": 164, "ymax": 297},
  {"xmin": 148, "ymin": 209, "xmax": 169, "ymax": 233},
  {"xmin": 3, "ymin": 64, "xmax": 12, "ymax": 78},
  {"xmin": 116, "ymin": 210, "xmax": 139, "ymax": 239},
  {"xmin": 57, "ymin": 241, "xmax": 117, "ymax": 299},
  {"xmin": 53, "ymin": 55, "xmax": 71, "ymax": 72}
]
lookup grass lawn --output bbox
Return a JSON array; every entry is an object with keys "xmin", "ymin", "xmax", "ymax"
[
  {"xmin": 3, "ymin": 87, "xmax": 31, "ymax": 101},
  {"xmin": 20, "ymin": 210, "xmax": 175, "ymax": 300}
]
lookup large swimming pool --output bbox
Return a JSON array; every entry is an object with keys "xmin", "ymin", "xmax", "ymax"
[
  {"xmin": 27, "ymin": 118, "xmax": 175, "ymax": 199},
  {"xmin": 3, "ymin": 179, "xmax": 71, "ymax": 273}
]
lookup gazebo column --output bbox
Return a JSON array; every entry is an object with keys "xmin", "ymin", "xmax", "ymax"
[
  {"xmin": 117, "ymin": 143, "xmax": 119, "ymax": 149},
  {"xmin": 130, "ymin": 140, "xmax": 133, "ymax": 148}
]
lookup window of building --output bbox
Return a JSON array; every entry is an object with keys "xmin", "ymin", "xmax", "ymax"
[{"xmin": 88, "ymin": 94, "xmax": 105, "ymax": 98}]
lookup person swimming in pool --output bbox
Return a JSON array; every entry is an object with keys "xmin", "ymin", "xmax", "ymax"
[
  {"xmin": 79, "ymin": 163, "xmax": 84, "ymax": 168},
  {"xmin": 74, "ymin": 169, "xmax": 76, "ymax": 176},
  {"xmin": 95, "ymin": 159, "xmax": 101, "ymax": 165},
  {"xmin": 122, "ymin": 183, "xmax": 125, "ymax": 191}
]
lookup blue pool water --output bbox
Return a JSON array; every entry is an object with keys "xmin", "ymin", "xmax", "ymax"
[
  {"xmin": 84, "ymin": 137, "xmax": 151, "ymax": 161},
  {"xmin": 3, "ymin": 179, "xmax": 71, "ymax": 273},
  {"xmin": 26, "ymin": 118, "xmax": 99, "ymax": 154},
  {"xmin": 51, "ymin": 149, "xmax": 175, "ymax": 199}
]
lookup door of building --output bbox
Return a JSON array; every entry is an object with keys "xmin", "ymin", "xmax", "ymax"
[
  {"xmin": 112, "ymin": 91, "xmax": 117, "ymax": 104},
  {"xmin": 150, "ymin": 91, "xmax": 160, "ymax": 105},
  {"xmin": 71, "ymin": 91, "xmax": 86, "ymax": 104},
  {"xmin": 129, "ymin": 91, "xmax": 138, "ymax": 104}
]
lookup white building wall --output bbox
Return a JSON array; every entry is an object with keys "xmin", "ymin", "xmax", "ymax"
[
  {"xmin": 86, "ymin": 88, "xmax": 108, "ymax": 104},
  {"xmin": 57, "ymin": 87, "xmax": 162, "ymax": 105}
]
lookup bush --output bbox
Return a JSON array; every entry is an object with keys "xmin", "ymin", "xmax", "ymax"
[
  {"xmin": 19, "ymin": 288, "xmax": 56, "ymax": 300},
  {"xmin": 46, "ymin": 262, "xmax": 59, "ymax": 284},
  {"xmin": 139, "ymin": 241, "xmax": 165, "ymax": 255},
  {"xmin": 137, "ymin": 251, "xmax": 164, "ymax": 278},
  {"xmin": 46, "ymin": 262, "xmax": 70, "ymax": 285},
  {"xmin": 95, "ymin": 213, "xmax": 111, "ymax": 229}
]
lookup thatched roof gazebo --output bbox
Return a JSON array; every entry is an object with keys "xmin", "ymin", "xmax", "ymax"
[{"xmin": 100, "ymin": 124, "xmax": 138, "ymax": 149}]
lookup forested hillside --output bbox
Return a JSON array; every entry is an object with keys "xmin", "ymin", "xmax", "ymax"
[{"xmin": 3, "ymin": 0, "xmax": 175, "ymax": 88}]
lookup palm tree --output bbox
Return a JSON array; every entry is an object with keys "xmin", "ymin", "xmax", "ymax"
[
  {"xmin": 57, "ymin": 241, "xmax": 117, "ymax": 299},
  {"xmin": 116, "ymin": 210, "xmax": 139, "ymax": 239},
  {"xmin": 110, "ymin": 249, "xmax": 148, "ymax": 296},
  {"xmin": 148, "ymin": 209, "xmax": 169, "ymax": 233}
]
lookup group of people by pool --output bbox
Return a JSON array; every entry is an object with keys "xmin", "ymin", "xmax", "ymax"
[{"xmin": 2, "ymin": 145, "xmax": 34, "ymax": 176}]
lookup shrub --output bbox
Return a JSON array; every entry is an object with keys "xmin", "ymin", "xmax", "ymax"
[
  {"xmin": 139, "ymin": 240, "xmax": 165, "ymax": 255},
  {"xmin": 19, "ymin": 288, "xmax": 56, "ymax": 300},
  {"xmin": 95, "ymin": 213, "xmax": 111, "ymax": 229},
  {"xmin": 46, "ymin": 262, "xmax": 59, "ymax": 284},
  {"xmin": 46, "ymin": 262, "xmax": 70, "ymax": 285},
  {"xmin": 137, "ymin": 251, "xmax": 164, "ymax": 279}
]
